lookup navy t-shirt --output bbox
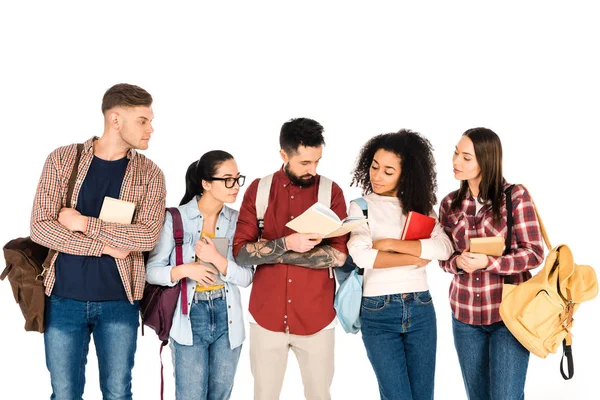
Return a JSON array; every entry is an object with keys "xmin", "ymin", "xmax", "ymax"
[{"xmin": 53, "ymin": 155, "xmax": 130, "ymax": 301}]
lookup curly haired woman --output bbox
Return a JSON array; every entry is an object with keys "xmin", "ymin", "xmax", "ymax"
[{"xmin": 347, "ymin": 129, "xmax": 453, "ymax": 400}]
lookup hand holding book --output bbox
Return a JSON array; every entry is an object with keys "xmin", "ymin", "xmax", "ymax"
[
  {"xmin": 285, "ymin": 202, "xmax": 368, "ymax": 238},
  {"xmin": 469, "ymin": 236, "xmax": 504, "ymax": 256}
]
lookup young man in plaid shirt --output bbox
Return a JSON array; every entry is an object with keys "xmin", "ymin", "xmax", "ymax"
[{"xmin": 30, "ymin": 83, "xmax": 166, "ymax": 399}]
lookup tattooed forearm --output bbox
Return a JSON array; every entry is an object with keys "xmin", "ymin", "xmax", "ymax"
[
  {"xmin": 281, "ymin": 246, "xmax": 348, "ymax": 269},
  {"xmin": 235, "ymin": 238, "xmax": 288, "ymax": 266}
]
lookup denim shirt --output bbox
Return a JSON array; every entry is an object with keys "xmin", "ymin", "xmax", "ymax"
[{"xmin": 146, "ymin": 197, "xmax": 254, "ymax": 348}]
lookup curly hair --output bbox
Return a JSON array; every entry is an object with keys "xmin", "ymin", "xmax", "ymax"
[{"xmin": 351, "ymin": 129, "xmax": 438, "ymax": 216}]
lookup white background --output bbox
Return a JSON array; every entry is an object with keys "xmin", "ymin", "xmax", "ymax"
[{"xmin": 1, "ymin": 2, "xmax": 599, "ymax": 399}]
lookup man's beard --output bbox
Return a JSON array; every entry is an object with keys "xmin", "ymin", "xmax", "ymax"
[{"xmin": 284, "ymin": 164, "xmax": 316, "ymax": 188}]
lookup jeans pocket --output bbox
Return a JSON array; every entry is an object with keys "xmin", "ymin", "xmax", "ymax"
[
  {"xmin": 414, "ymin": 290, "xmax": 433, "ymax": 305},
  {"xmin": 361, "ymin": 297, "xmax": 386, "ymax": 312}
]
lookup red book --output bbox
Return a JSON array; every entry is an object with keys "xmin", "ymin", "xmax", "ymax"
[{"xmin": 401, "ymin": 211, "xmax": 436, "ymax": 240}]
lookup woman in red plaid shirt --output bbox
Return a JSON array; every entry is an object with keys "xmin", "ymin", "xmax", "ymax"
[{"xmin": 438, "ymin": 127, "xmax": 544, "ymax": 400}]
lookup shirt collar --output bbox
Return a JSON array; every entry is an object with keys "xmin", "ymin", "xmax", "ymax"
[
  {"xmin": 183, "ymin": 196, "xmax": 231, "ymax": 221},
  {"xmin": 84, "ymin": 136, "xmax": 138, "ymax": 160}
]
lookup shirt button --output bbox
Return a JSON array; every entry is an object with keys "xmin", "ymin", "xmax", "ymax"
[
  {"xmin": 288, "ymin": 299, "xmax": 292, "ymax": 303},
  {"xmin": 284, "ymin": 320, "xmax": 287, "ymax": 324},
  {"xmin": 291, "ymin": 196, "xmax": 294, "ymax": 199},
  {"xmin": 229, "ymin": 321, "xmax": 232, "ymax": 324},
  {"xmin": 288, "ymin": 279, "xmax": 292, "ymax": 283},
  {"xmin": 290, "ymin": 216, "xmax": 294, "ymax": 219},
  {"xmin": 228, "ymin": 305, "xmax": 231, "ymax": 309},
  {"xmin": 284, "ymin": 315, "xmax": 288, "ymax": 319},
  {"xmin": 476, "ymin": 294, "xmax": 480, "ymax": 297},
  {"xmin": 476, "ymin": 278, "xmax": 479, "ymax": 281}
]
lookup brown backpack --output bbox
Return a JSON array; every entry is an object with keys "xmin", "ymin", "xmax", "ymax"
[{"xmin": 1, "ymin": 144, "xmax": 82, "ymax": 333}]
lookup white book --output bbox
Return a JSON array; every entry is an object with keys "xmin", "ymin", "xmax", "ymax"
[
  {"xmin": 98, "ymin": 197, "xmax": 136, "ymax": 224},
  {"xmin": 285, "ymin": 202, "xmax": 367, "ymax": 238}
]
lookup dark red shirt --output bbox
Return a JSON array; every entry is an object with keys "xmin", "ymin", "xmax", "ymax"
[{"xmin": 233, "ymin": 169, "xmax": 348, "ymax": 335}]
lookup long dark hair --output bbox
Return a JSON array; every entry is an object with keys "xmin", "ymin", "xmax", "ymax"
[
  {"xmin": 351, "ymin": 129, "xmax": 437, "ymax": 216},
  {"xmin": 450, "ymin": 127, "xmax": 504, "ymax": 221},
  {"xmin": 180, "ymin": 150, "xmax": 234, "ymax": 205}
]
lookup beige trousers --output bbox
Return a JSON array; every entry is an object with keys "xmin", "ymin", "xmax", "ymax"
[{"xmin": 249, "ymin": 323, "xmax": 335, "ymax": 400}]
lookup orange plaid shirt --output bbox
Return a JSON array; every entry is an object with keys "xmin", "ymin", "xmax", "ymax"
[{"xmin": 30, "ymin": 137, "xmax": 166, "ymax": 303}]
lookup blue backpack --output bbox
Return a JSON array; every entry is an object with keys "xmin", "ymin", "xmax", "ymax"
[{"xmin": 334, "ymin": 198, "xmax": 368, "ymax": 334}]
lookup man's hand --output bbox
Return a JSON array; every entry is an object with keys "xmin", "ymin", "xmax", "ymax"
[
  {"xmin": 457, "ymin": 251, "xmax": 489, "ymax": 273},
  {"xmin": 58, "ymin": 208, "xmax": 89, "ymax": 233},
  {"xmin": 285, "ymin": 233, "xmax": 323, "ymax": 253},
  {"xmin": 102, "ymin": 245, "xmax": 130, "ymax": 259}
]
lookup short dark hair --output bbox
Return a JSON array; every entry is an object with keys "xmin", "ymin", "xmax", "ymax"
[
  {"xmin": 101, "ymin": 83, "xmax": 153, "ymax": 114},
  {"xmin": 279, "ymin": 118, "xmax": 325, "ymax": 155},
  {"xmin": 351, "ymin": 129, "xmax": 437, "ymax": 216}
]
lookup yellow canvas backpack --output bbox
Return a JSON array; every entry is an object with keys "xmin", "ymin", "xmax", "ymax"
[{"xmin": 500, "ymin": 198, "xmax": 598, "ymax": 380}]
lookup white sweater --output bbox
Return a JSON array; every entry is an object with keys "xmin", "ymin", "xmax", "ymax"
[{"xmin": 347, "ymin": 193, "xmax": 454, "ymax": 297}]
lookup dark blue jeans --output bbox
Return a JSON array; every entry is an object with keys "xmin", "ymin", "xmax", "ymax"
[
  {"xmin": 44, "ymin": 295, "xmax": 140, "ymax": 400},
  {"xmin": 452, "ymin": 316, "xmax": 530, "ymax": 400},
  {"xmin": 360, "ymin": 291, "xmax": 437, "ymax": 400}
]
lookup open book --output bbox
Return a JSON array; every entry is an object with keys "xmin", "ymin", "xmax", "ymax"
[
  {"xmin": 469, "ymin": 236, "xmax": 504, "ymax": 256},
  {"xmin": 285, "ymin": 202, "xmax": 368, "ymax": 238}
]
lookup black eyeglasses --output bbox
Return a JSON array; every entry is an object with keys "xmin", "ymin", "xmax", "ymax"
[{"xmin": 209, "ymin": 175, "xmax": 246, "ymax": 188}]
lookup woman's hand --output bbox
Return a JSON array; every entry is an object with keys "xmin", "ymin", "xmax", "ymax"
[
  {"xmin": 457, "ymin": 251, "xmax": 489, "ymax": 273},
  {"xmin": 372, "ymin": 239, "xmax": 394, "ymax": 252},
  {"xmin": 186, "ymin": 263, "xmax": 218, "ymax": 287},
  {"xmin": 195, "ymin": 237, "xmax": 224, "ymax": 265}
]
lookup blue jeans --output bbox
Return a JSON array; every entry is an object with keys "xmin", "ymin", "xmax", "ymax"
[
  {"xmin": 44, "ymin": 295, "xmax": 140, "ymax": 400},
  {"xmin": 170, "ymin": 297, "xmax": 242, "ymax": 400},
  {"xmin": 360, "ymin": 291, "xmax": 437, "ymax": 400},
  {"xmin": 452, "ymin": 316, "xmax": 530, "ymax": 400}
]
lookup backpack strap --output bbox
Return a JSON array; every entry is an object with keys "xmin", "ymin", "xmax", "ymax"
[
  {"xmin": 256, "ymin": 174, "xmax": 274, "ymax": 235},
  {"xmin": 167, "ymin": 207, "xmax": 187, "ymax": 315},
  {"xmin": 42, "ymin": 143, "xmax": 84, "ymax": 273},
  {"xmin": 352, "ymin": 197, "xmax": 368, "ymax": 218},
  {"xmin": 317, "ymin": 176, "xmax": 333, "ymax": 208},
  {"xmin": 504, "ymin": 185, "xmax": 515, "ymax": 257},
  {"xmin": 350, "ymin": 197, "xmax": 368, "ymax": 276},
  {"xmin": 66, "ymin": 144, "xmax": 83, "ymax": 208}
]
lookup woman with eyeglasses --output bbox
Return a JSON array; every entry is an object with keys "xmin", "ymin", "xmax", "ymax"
[{"xmin": 146, "ymin": 150, "xmax": 254, "ymax": 400}]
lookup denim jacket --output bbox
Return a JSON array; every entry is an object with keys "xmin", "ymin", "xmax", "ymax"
[{"xmin": 146, "ymin": 197, "xmax": 254, "ymax": 348}]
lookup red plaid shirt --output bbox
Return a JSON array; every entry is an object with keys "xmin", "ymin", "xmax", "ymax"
[
  {"xmin": 30, "ymin": 137, "xmax": 166, "ymax": 303},
  {"xmin": 438, "ymin": 183, "xmax": 544, "ymax": 325}
]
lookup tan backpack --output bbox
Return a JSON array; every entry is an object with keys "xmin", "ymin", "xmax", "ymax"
[{"xmin": 500, "ymin": 200, "xmax": 598, "ymax": 380}]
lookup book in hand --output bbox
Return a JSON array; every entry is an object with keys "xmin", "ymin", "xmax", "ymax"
[
  {"xmin": 285, "ymin": 202, "xmax": 368, "ymax": 238},
  {"xmin": 469, "ymin": 236, "xmax": 504, "ymax": 256},
  {"xmin": 98, "ymin": 197, "xmax": 136, "ymax": 224},
  {"xmin": 196, "ymin": 237, "xmax": 229, "ymax": 286},
  {"xmin": 400, "ymin": 211, "xmax": 436, "ymax": 240}
]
